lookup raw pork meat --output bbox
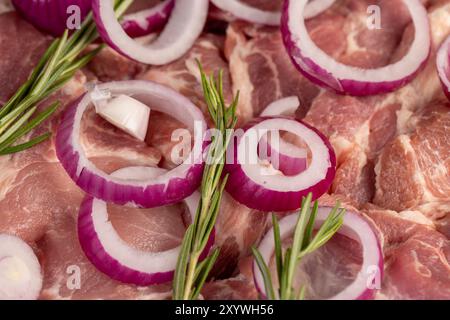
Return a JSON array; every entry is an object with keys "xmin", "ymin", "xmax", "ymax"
[
  {"xmin": 0, "ymin": 13, "xmax": 190, "ymax": 299},
  {"xmin": 140, "ymin": 36, "xmax": 268, "ymax": 278},
  {"xmin": 374, "ymin": 100, "xmax": 450, "ymax": 215}
]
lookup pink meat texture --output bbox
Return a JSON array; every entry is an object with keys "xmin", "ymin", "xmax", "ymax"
[{"xmin": 0, "ymin": 0, "xmax": 449, "ymax": 300}]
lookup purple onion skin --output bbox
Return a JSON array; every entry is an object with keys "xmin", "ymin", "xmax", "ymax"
[
  {"xmin": 56, "ymin": 95, "xmax": 205, "ymax": 209},
  {"xmin": 122, "ymin": 0, "xmax": 175, "ymax": 38},
  {"xmin": 438, "ymin": 45, "xmax": 450, "ymax": 102},
  {"xmin": 280, "ymin": 0, "xmax": 429, "ymax": 96},
  {"xmin": 78, "ymin": 196, "xmax": 215, "ymax": 286},
  {"xmin": 225, "ymin": 117, "xmax": 336, "ymax": 212},
  {"xmin": 12, "ymin": 0, "xmax": 92, "ymax": 37}
]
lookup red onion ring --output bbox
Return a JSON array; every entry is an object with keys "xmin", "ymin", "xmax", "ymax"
[
  {"xmin": 437, "ymin": 35, "xmax": 450, "ymax": 102},
  {"xmin": 0, "ymin": 234, "xmax": 42, "ymax": 300},
  {"xmin": 56, "ymin": 80, "xmax": 207, "ymax": 208},
  {"xmin": 260, "ymin": 96, "xmax": 300, "ymax": 118},
  {"xmin": 92, "ymin": 0, "xmax": 209, "ymax": 65},
  {"xmin": 210, "ymin": 0, "xmax": 335, "ymax": 25},
  {"xmin": 253, "ymin": 207, "xmax": 383, "ymax": 300},
  {"xmin": 281, "ymin": 0, "xmax": 431, "ymax": 96},
  {"xmin": 78, "ymin": 166, "xmax": 213, "ymax": 286},
  {"xmin": 225, "ymin": 117, "xmax": 336, "ymax": 212},
  {"xmin": 259, "ymin": 97, "xmax": 307, "ymax": 176},
  {"xmin": 12, "ymin": 0, "xmax": 92, "ymax": 36},
  {"xmin": 121, "ymin": 0, "xmax": 174, "ymax": 38}
]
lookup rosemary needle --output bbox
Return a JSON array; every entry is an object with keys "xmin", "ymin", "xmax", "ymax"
[
  {"xmin": 173, "ymin": 63, "xmax": 238, "ymax": 300},
  {"xmin": 0, "ymin": 0, "xmax": 134, "ymax": 155},
  {"xmin": 252, "ymin": 193, "xmax": 345, "ymax": 300}
]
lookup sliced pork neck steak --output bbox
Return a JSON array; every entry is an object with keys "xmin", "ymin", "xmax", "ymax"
[
  {"xmin": 202, "ymin": 257, "xmax": 258, "ymax": 300},
  {"xmin": 372, "ymin": 2, "xmax": 450, "ymax": 216}
]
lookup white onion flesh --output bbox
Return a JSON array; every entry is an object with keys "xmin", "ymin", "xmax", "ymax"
[{"xmin": 0, "ymin": 234, "xmax": 42, "ymax": 300}]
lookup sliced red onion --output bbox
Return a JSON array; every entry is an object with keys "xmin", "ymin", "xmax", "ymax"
[
  {"xmin": 56, "ymin": 80, "xmax": 207, "ymax": 208},
  {"xmin": 281, "ymin": 0, "xmax": 431, "ymax": 96},
  {"xmin": 259, "ymin": 97, "xmax": 307, "ymax": 176},
  {"xmin": 12, "ymin": 0, "xmax": 92, "ymax": 36},
  {"xmin": 0, "ymin": 234, "xmax": 42, "ymax": 300},
  {"xmin": 225, "ymin": 117, "xmax": 336, "ymax": 212},
  {"xmin": 92, "ymin": 0, "xmax": 209, "ymax": 65},
  {"xmin": 78, "ymin": 166, "xmax": 213, "ymax": 286},
  {"xmin": 121, "ymin": 0, "xmax": 174, "ymax": 38},
  {"xmin": 253, "ymin": 207, "xmax": 383, "ymax": 300},
  {"xmin": 210, "ymin": 0, "xmax": 335, "ymax": 26},
  {"xmin": 437, "ymin": 35, "xmax": 450, "ymax": 102}
]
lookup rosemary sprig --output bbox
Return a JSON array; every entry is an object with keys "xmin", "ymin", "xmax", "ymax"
[
  {"xmin": 0, "ymin": 0, "xmax": 134, "ymax": 155},
  {"xmin": 173, "ymin": 63, "xmax": 238, "ymax": 300},
  {"xmin": 252, "ymin": 193, "xmax": 345, "ymax": 300}
]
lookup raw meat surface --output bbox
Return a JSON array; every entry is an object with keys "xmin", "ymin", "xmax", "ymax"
[
  {"xmin": 1, "ymin": 0, "xmax": 450, "ymax": 301},
  {"xmin": 138, "ymin": 35, "xmax": 233, "ymax": 118},
  {"xmin": 140, "ymin": 36, "xmax": 269, "ymax": 278},
  {"xmin": 304, "ymin": 1, "xmax": 450, "ymax": 206}
]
